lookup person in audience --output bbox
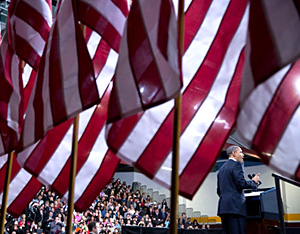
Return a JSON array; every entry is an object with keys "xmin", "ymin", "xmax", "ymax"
[
  {"xmin": 146, "ymin": 218, "xmax": 153, "ymax": 228},
  {"xmin": 184, "ymin": 217, "xmax": 193, "ymax": 229},
  {"xmin": 177, "ymin": 219, "xmax": 184, "ymax": 229},
  {"xmin": 50, "ymin": 216, "xmax": 64, "ymax": 234},
  {"xmin": 161, "ymin": 199, "xmax": 168, "ymax": 210},
  {"xmin": 87, "ymin": 221, "xmax": 97, "ymax": 234},
  {"xmin": 192, "ymin": 219, "xmax": 199, "ymax": 229},
  {"xmin": 164, "ymin": 217, "xmax": 170, "ymax": 228},
  {"xmin": 152, "ymin": 207, "xmax": 163, "ymax": 226}
]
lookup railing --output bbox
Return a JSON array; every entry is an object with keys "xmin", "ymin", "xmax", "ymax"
[{"xmin": 272, "ymin": 173, "xmax": 300, "ymax": 234}]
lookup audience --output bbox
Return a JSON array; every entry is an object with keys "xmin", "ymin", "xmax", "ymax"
[{"xmin": 4, "ymin": 178, "xmax": 208, "ymax": 234}]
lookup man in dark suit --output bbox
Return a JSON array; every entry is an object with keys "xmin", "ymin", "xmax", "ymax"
[
  {"xmin": 217, "ymin": 145, "xmax": 260, "ymax": 234},
  {"xmin": 152, "ymin": 207, "xmax": 163, "ymax": 226}
]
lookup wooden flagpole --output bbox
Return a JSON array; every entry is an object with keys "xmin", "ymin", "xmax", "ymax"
[
  {"xmin": 170, "ymin": 0, "xmax": 184, "ymax": 234},
  {"xmin": 66, "ymin": 23, "xmax": 85, "ymax": 234},
  {"xmin": 170, "ymin": 94, "xmax": 181, "ymax": 234},
  {"xmin": 0, "ymin": 151, "xmax": 13, "ymax": 234},
  {"xmin": 66, "ymin": 115, "xmax": 79, "ymax": 234}
]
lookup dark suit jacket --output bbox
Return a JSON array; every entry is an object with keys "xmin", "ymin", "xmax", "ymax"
[{"xmin": 217, "ymin": 159, "xmax": 257, "ymax": 217}]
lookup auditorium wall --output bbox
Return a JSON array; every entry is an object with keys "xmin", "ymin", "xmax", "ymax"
[{"xmin": 114, "ymin": 164, "xmax": 300, "ymax": 222}]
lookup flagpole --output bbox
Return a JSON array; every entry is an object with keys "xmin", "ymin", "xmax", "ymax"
[
  {"xmin": 65, "ymin": 20, "xmax": 87, "ymax": 234},
  {"xmin": 0, "ymin": 151, "xmax": 13, "ymax": 234},
  {"xmin": 170, "ymin": 94, "xmax": 181, "ymax": 234},
  {"xmin": 66, "ymin": 115, "xmax": 79, "ymax": 234},
  {"xmin": 170, "ymin": 0, "xmax": 184, "ymax": 234}
]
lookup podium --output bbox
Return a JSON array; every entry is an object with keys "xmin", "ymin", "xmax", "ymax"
[{"xmin": 245, "ymin": 188, "xmax": 280, "ymax": 234}]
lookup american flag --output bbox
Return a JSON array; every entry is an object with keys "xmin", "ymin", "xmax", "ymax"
[
  {"xmin": 0, "ymin": 0, "xmax": 52, "ymax": 155},
  {"xmin": 0, "ymin": 34, "xmax": 24, "ymax": 155},
  {"xmin": 18, "ymin": 0, "xmax": 100, "ymax": 151},
  {"xmin": 106, "ymin": 0, "xmax": 181, "ymax": 123},
  {"xmin": 106, "ymin": 0, "xmax": 248, "ymax": 199},
  {"xmin": 13, "ymin": 0, "xmax": 300, "ymax": 210},
  {"xmin": 237, "ymin": 0, "xmax": 300, "ymax": 182},
  {"xmin": 0, "ymin": 153, "xmax": 41, "ymax": 217},
  {"xmin": 0, "ymin": 19, "xmax": 43, "ymax": 216},
  {"xmin": 17, "ymin": 0, "xmax": 128, "ymax": 211},
  {"xmin": 7, "ymin": 0, "xmax": 52, "ymax": 70},
  {"xmin": 240, "ymin": 0, "xmax": 300, "ymax": 103},
  {"xmin": 18, "ymin": 34, "xmax": 120, "ymax": 211},
  {"xmin": 0, "ymin": 37, "xmax": 41, "ymax": 216},
  {"xmin": 237, "ymin": 60, "xmax": 300, "ymax": 182}
]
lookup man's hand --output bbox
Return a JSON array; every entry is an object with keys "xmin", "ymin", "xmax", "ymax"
[{"xmin": 252, "ymin": 173, "xmax": 260, "ymax": 184}]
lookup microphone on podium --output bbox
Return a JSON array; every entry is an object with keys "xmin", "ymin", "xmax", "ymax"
[{"xmin": 248, "ymin": 174, "xmax": 262, "ymax": 186}]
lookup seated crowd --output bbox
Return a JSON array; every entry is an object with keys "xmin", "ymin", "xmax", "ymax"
[{"xmin": 4, "ymin": 178, "xmax": 207, "ymax": 234}]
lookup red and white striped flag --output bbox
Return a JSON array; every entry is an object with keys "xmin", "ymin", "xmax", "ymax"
[
  {"xmin": 0, "ymin": 37, "xmax": 41, "ymax": 216},
  {"xmin": 237, "ymin": 0, "xmax": 300, "ymax": 182},
  {"xmin": 0, "ymin": 153, "xmax": 41, "ymax": 217},
  {"xmin": 2, "ymin": 0, "xmax": 127, "ymax": 216},
  {"xmin": 106, "ymin": 0, "xmax": 181, "ymax": 123},
  {"xmin": 0, "ymin": 17, "xmax": 44, "ymax": 215},
  {"xmin": 0, "ymin": 0, "xmax": 52, "ymax": 155},
  {"xmin": 18, "ymin": 106, "xmax": 119, "ymax": 211},
  {"xmin": 237, "ymin": 60, "xmax": 300, "ymax": 182},
  {"xmin": 7, "ymin": 0, "xmax": 52, "ymax": 70},
  {"xmin": 78, "ymin": 0, "xmax": 128, "ymax": 52},
  {"xmin": 106, "ymin": 0, "xmax": 248, "ymax": 199},
  {"xmin": 18, "ymin": 0, "xmax": 100, "ymax": 151},
  {"xmin": 17, "ymin": 22, "xmax": 126, "ymax": 211},
  {"xmin": 240, "ymin": 0, "xmax": 300, "ymax": 103},
  {"xmin": 0, "ymin": 34, "xmax": 24, "ymax": 155}
]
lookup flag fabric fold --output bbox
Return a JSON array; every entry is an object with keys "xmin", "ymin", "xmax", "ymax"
[
  {"xmin": 237, "ymin": 60, "xmax": 300, "ymax": 181},
  {"xmin": 0, "ymin": 153, "xmax": 41, "ymax": 217},
  {"xmin": 18, "ymin": 0, "xmax": 100, "ymax": 151},
  {"xmin": 240, "ymin": 0, "xmax": 300, "ymax": 103},
  {"xmin": 78, "ymin": 0, "xmax": 128, "ymax": 52},
  {"xmin": 7, "ymin": 0, "xmax": 52, "ymax": 71},
  {"xmin": 0, "ymin": 34, "xmax": 24, "ymax": 155},
  {"xmin": 236, "ymin": 0, "xmax": 300, "ymax": 183},
  {"xmin": 106, "ymin": 0, "xmax": 181, "ymax": 123},
  {"xmin": 106, "ymin": 0, "xmax": 249, "ymax": 199}
]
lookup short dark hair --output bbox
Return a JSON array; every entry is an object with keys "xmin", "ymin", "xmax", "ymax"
[
  {"xmin": 226, "ymin": 145, "xmax": 240, "ymax": 156},
  {"xmin": 88, "ymin": 221, "xmax": 96, "ymax": 232}
]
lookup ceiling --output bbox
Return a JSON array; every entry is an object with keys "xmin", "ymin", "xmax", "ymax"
[{"xmin": 0, "ymin": 0, "xmax": 8, "ymax": 34}]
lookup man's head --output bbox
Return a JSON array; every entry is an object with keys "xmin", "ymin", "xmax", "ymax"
[
  {"xmin": 88, "ymin": 221, "xmax": 97, "ymax": 233},
  {"xmin": 227, "ymin": 145, "xmax": 244, "ymax": 162},
  {"xmin": 55, "ymin": 216, "xmax": 61, "ymax": 223}
]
